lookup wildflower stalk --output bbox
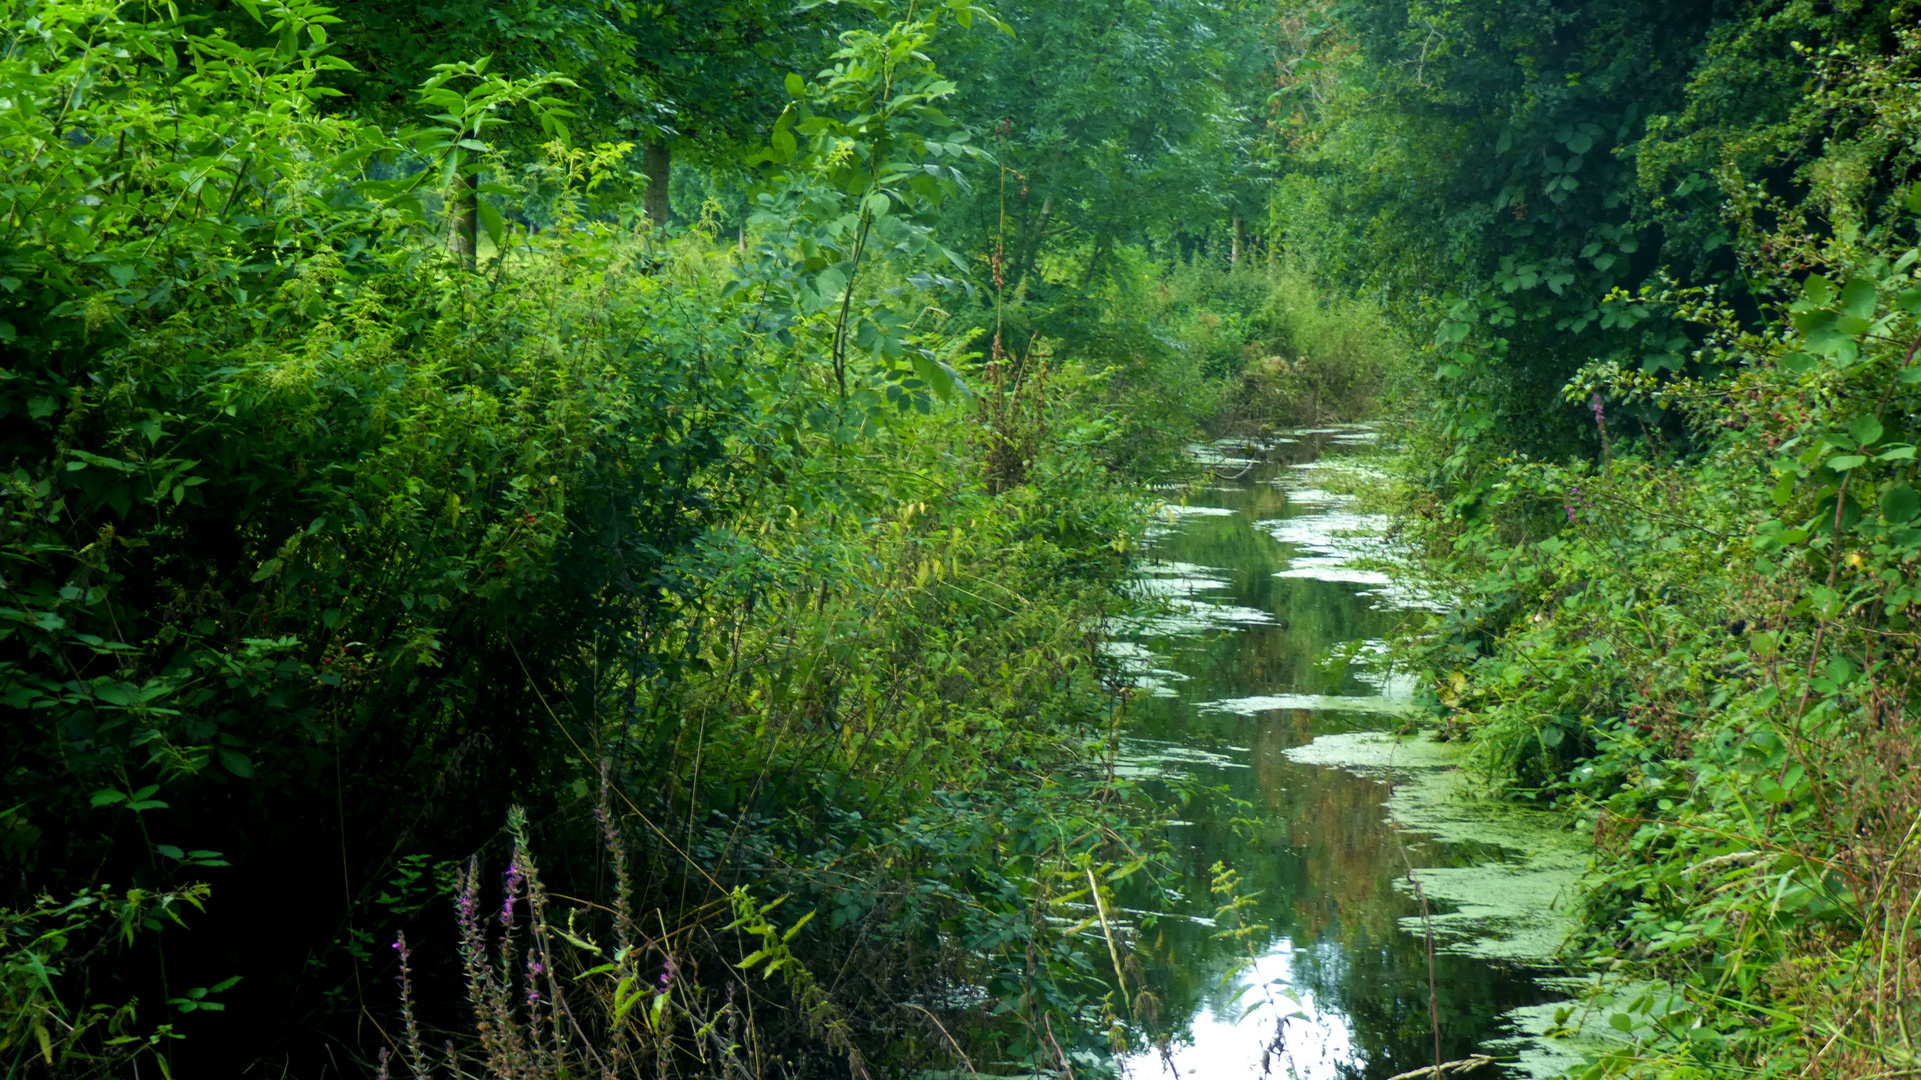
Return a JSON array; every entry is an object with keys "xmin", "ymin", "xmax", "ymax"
[
  {"xmin": 597, "ymin": 763, "xmax": 637, "ymax": 1073},
  {"xmin": 508, "ymin": 808, "xmax": 572, "ymax": 1070},
  {"xmin": 455, "ymin": 855, "xmax": 517, "ymax": 1077},
  {"xmin": 393, "ymin": 932, "xmax": 430, "ymax": 1078}
]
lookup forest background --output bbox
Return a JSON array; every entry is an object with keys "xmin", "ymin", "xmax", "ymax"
[{"xmin": 5, "ymin": 0, "xmax": 1921, "ymax": 1077}]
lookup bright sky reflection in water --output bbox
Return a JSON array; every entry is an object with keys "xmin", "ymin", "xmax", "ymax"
[
  {"xmin": 1150, "ymin": 944, "xmax": 1361, "ymax": 1079},
  {"xmin": 1115, "ymin": 426, "xmax": 1572, "ymax": 1080}
]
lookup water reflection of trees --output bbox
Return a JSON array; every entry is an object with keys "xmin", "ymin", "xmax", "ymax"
[
  {"xmin": 1129, "ymin": 731, "xmax": 1549, "ymax": 1076},
  {"xmin": 1123, "ymin": 463, "xmax": 1550, "ymax": 1077}
]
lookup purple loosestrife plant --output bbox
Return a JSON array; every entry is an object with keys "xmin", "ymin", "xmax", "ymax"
[
  {"xmin": 393, "ymin": 933, "xmax": 430, "ymax": 1079},
  {"xmin": 493, "ymin": 852, "xmax": 533, "ymax": 1073},
  {"xmin": 391, "ymin": 796, "xmax": 714, "ymax": 1079},
  {"xmin": 507, "ymin": 806, "xmax": 578, "ymax": 1072},
  {"xmin": 597, "ymin": 762, "xmax": 639, "ymax": 1074},
  {"xmin": 454, "ymin": 855, "xmax": 525, "ymax": 1078}
]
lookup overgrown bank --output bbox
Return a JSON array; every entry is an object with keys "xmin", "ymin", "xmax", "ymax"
[
  {"xmin": 1245, "ymin": 0, "xmax": 1921, "ymax": 1074},
  {"xmin": 0, "ymin": 4, "xmax": 1193, "ymax": 1076},
  {"xmin": 0, "ymin": 0, "xmax": 1420, "ymax": 1071}
]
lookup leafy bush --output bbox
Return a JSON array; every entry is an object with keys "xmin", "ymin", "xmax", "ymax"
[
  {"xmin": 0, "ymin": 2, "xmax": 1191, "ymax": 1075},
  {"xmin": 1395, "ymin": 28, "xmax": 1921, "ymax": 1067}
]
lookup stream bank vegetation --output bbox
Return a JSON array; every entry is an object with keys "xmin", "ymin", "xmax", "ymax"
[
  {"xmin": 1257, "ymin": 0, "xmax": 1921, "ymax": 1074},
  {"xmin": 0, "ymin": 0, "xmax": 1392, "ymax": 1076}
]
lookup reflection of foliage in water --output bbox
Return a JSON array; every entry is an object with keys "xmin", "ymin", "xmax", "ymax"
[{"xmin": 1117, "ymin": 438, "xmax": 1559, "ymax": 1077}]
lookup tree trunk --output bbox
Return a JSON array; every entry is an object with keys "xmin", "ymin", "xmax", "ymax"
[
  {"xmin": 449, "ymin": 171, "xmax": 477, "ymax": 270},
  {"xmin": 1014, "ymin": 196, "xmax": 1052, "ymax": 285},
  {"xmin": 642, "ymin": 140, "xmax": 672, "ymax": 229},
  {"xmin": 1231, "ymin": 214, "xmax": 1245, "ymax": 266}
]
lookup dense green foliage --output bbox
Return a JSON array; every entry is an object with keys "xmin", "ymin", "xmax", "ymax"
[
  {"xmin": 44, "ymin": 0, "xmax": 1921, "ymax": 1072},
  {"xmin": 0, "ymin": 0, "xmax": 1261, "ymax": 1075},
  {"xmin": 1248, "ymin": 0, "xmax": 1921, "ymax": 1074}
]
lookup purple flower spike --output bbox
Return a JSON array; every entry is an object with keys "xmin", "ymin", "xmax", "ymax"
[
  {"xmin": 457, "ymin": 862, "xmax": 479, "ymax": 926},
  {"xmin": 502, "ymin": 860, "xmax": 524, "ymax": 928}
]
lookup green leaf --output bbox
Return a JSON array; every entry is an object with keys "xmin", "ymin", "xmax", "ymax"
[
  {"xmin": 612, "ymin": 976, "xmax": 642, "ymax": 1021},
  {"xmin": 782, "ymin": 910, "xmax": 816, "ymax": 942},
  {"xmin": 1794, "ymin": 310, "xmax": 1851, "ymax": 356},
  {"xmin": 90, "ymin": 789, "xmax": 128, "ymax": 806},
  {"xmin": 476, "ymin": 200, "xmax": 505, "ymax": 250},
  {"xmin": 1839, "ymin": 278, "xmax": 1878, "ymax": 319},
  {"xmin": 250, "ymin": 558, "xmax": 284, "ymax": 583},
  {"xmin": 93, "ymin": 682, "xmax": 141, "ymax": 707},
  {"xmin": 785, "ymin": 72, "xmax": 805, "ymax": 98},
  {"xmin": 218, "ymin": 749, "xmax": 254, "ymax": 778},
  {"xmin": 1850, "ymin": 416, "xmax": 1885, "ymax": 447},
  {"xmin": 1882, "ymin": 484, "xmax": 1920, "ymax": 523},
  {"xmin": 1827, "ymin": 455, "xmax": 1868, "ymax": 472}
]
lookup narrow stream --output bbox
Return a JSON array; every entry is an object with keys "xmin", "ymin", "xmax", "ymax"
[{"xmin": 1112, "ymin": 427, "xmax": 1599, "ymax": 1079}]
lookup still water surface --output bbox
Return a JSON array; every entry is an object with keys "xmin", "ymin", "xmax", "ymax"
[{"xmin": 1111, "ymin": 428, "xmax": 1588, "ymax": 1079}]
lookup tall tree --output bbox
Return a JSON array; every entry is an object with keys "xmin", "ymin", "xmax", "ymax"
[
  {"xmin": 936, "ymin": 0, "xmax": 1270, "ymax": 342},
  {"xmin": 626, "ymin": 0, "xmax": 850, "ymax": 225}
]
